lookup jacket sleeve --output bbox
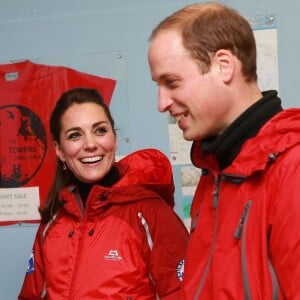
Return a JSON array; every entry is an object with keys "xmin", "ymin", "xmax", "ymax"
[
  {"xmin": 141, "ymin": 197, "xmax": 189, "ymax": 299},
  {"xmin": 18, "ymin": 225, "xmax": 46, "ymax": 300},
  {"xmin": 269, "ymin": 150, "xmax": 300, "ymax": 299}
]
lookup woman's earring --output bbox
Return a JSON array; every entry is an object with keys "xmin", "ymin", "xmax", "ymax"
[{"xmin": 62, "ymin": 160, "xmax": 67, "ymax": 170}]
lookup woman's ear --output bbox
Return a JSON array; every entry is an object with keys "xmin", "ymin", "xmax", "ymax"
[
  {"xmin": 54, "ymin": 141, "xmax": 64, "ymax": 161},
  {"xmin": 213, "ymin": 49, "xmax": 235, "ymax": 83}
]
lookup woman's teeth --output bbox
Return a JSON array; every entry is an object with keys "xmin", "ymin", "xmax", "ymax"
[{"xmin": 81, "ymin": 156, "xmax": 103, "ymax": 163}]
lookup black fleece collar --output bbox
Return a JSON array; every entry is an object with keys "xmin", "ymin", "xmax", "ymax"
[
  {"xmin": 74, "ymin": 165, "xmax": 120, "ymax": 205},
  {"xmin": 201, "ymin": 90, "xmax": 283, "ymax": 170}
]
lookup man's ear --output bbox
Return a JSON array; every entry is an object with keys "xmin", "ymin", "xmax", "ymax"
[{"xmin": 213, "ymin": 49, "xmax": 234, "ymax": 83}]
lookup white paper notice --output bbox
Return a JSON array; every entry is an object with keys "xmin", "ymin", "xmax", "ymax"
[
  {"xmin": 0, "ymin": 187, "xmax": 40, "ymax": 222},
  {"xmin": 254, "ymin": 28, "xmax": 279, "ymax": 91},
  {"xmin": 168, "ymin": 119, "xmax": 193, "ymax": 165},
  {"xmin": 180, "ymin": 166, "xmax": 202, "ymax": 231}
]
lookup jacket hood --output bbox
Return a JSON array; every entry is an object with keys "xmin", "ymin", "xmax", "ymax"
[
  {"xmin": 191, "ymin": 109, "xmax": 300, "ymax": 176},
  {"xmin": 115, "ymin": 148, "xmax": 175, "ymax": 207}
]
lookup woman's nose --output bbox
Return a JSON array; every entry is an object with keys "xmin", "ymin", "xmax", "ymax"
[{"xmin": 83, "ymin": 135, "xmax": 97, "ymax": 150}]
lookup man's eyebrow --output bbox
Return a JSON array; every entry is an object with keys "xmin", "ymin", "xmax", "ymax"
[{"xmin": 154, "ymin": 73, "xmax": 177, "ymax": 83}]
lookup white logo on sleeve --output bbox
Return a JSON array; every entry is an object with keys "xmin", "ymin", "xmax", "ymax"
[{"xmin": 104, "ymin": 249, "xmax": 123, "ymax": 261}]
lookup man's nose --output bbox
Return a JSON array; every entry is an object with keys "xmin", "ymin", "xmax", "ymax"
[{"xmin": 157, "ymin": 88, "xmax": 172, "ymax": 113}]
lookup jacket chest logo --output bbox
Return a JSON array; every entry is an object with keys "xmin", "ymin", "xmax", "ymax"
[{"xmin": 104, "ymin": 249, "xmax": 122, "ymax": 261}]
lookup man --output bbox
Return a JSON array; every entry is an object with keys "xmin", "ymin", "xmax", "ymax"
[{"xmin": 148, "ymin": 2, "xmax": 300, "ymax": 299}]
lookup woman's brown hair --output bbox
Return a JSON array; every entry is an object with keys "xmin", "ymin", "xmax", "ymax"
[{"xmin": 40, "ymin": 87, "xmax": 116, "ymax": 223}]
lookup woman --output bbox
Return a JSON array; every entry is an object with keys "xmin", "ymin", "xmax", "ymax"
[{"xmin": 18, "ymin": 87, "xmax": 188, "ymax": 300}]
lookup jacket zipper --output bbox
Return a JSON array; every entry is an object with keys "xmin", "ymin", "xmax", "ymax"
[
  {"xmin": 68, "ymin": 190, "xmax": 86, "ymax": 300},
  {"xmin": 194, "ymin": 176, "xmax": 220, "ymax": 300},
  {"xmin": 234, "ymin": 200, "xmax": 253, "ymax": 300},
  {"xmin": 234, "ymin": 200, "xmax": 279, "ymax": 300}
]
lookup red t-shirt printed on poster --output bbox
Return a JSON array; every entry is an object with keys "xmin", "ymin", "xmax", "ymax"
[{"xmin": 0, "ymin": 60, "xmax": 116, "ymax": 223}]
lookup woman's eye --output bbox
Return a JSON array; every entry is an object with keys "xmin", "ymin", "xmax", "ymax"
[
  {"xmin": 96, "ymin": 126, "xmax": 108, "ymax": 134},
  {"xmin": 67, "ymin": 132, "xmax": 81, "ymax": 139}
]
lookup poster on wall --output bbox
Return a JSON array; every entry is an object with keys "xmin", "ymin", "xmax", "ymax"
[{"xmin": 0, "ymin": 59, "xmax": 116, "ymax": 224}]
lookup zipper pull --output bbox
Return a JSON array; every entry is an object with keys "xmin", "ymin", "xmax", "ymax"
[
  {"xmin": 234, "ymin": 200, "xmax": 252, "ymax": 239},
  {"xmin": 212, "ymin": 177, "xmax": 220, "ymax": 208},
  {"xmin": 190, "ymin": 211, "xmax": 199, "ymax": 233}
]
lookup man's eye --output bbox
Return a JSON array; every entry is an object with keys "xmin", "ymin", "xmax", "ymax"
[{"xmin": 166, "ymin": 79, "xmax": 178, "ymax": 88}]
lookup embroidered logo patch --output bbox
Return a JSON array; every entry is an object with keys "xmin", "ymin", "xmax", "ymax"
[
  {"xmin": 26, "ymin": 251, "xmax": 34, "ymax": 274},
  {"xmin": 104, "ymin": 249, "xmax": 122, "ymax": 261},
  {"xmin": 176, "ymin": 259, "xmax": 185, "ymax": 282}
]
